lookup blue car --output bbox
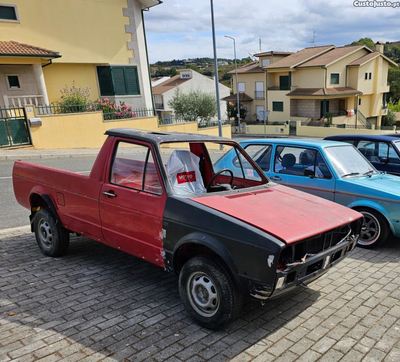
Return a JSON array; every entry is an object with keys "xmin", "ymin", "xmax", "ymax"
[
  {"xmin": 324, "ymin": 135, "xmax": 400, "ymax": 176},
  {"xmin": 215, "ymin": 139, "xmax": 400, "ymax": 248}
]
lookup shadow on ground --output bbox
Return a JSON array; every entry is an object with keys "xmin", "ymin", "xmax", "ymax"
[{"xmin": 0, "ymin": 233, "xmax": 322, "ymax": 361}]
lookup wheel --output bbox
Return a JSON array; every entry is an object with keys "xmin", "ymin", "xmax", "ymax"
[
  {"xmin": 207, "ymin": 169, "xmax": 234, "ymax": 191},
  {"xmin": 356, "ymin": 208, "xmax": 389, "ymax": 248},
  {"xmin": 179, "ymin": 255, "xmax": 243, "ymax": 329},
  {"xmin": 34, "ymin": 208, "xmax": 70, "ymax": 257}
]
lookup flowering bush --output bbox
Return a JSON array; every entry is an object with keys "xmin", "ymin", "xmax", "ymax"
[
  {"xmin": 92, "ymin": 98, "xmax": 135, "ymax": 120},
  {"xmin": 57, "ymin": 82, "xmax": 91, "ymax": 113}
]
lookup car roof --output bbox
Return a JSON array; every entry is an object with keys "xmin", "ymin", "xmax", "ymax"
[
  {"xmin": 239, "ymin": 138, "xmax": 348, "ymax": 148},
  {"xmin": 105, "ymin": 128, "xmax": 233, "ymax": 145},
  {"xmin": 325, "ymin": 134, "xmax": 400, "ymax": 142}
]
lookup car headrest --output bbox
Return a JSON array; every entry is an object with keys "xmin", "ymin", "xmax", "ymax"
[{"xmin": 282, "ymin": 153, "xmax": 296, "ymax": 168}]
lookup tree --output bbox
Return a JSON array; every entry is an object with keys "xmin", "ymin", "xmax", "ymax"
[
  {"xmin": 169, "ymin": 67, "xmax": 177, "ymax": 76},
  {"xmin": 349, "ymin": 37, "xmax": 375, "ymax": 49},
  {"xmin": 168, "ymin": 89, "xmax": 217, "ymax": 122},
  {"xmin": 388, "ymin": 66, "xmax": 400, "ymax": 104},
  {"xmin": 226, "ymin": 101, "xmax": 248, "ymax": 121},
  {"xmin": 382, "ymin": 109, "xmax": 397, "ymax": 126}
]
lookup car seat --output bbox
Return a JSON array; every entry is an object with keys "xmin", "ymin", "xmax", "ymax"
[
  {"xmin": 279, "ymin": 154, "xmax": 296, "ymax": 174},
  {"xmin": 166, "ymin": 150, "xmax": 206, "ymax": 194}
]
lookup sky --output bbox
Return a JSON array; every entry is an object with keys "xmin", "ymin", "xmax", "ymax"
[{"xmin": 143, "ymin": 0, "xmax": 400, "ymax": 64}]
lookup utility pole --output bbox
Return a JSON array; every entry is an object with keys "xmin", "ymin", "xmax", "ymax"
[
  {"xmin": 210, "ymin": 0, "xmax": 222, "ymax": 137},
  {"xmin": 225, "ymin": 36, "xmax": 240, "ymax": 134}
]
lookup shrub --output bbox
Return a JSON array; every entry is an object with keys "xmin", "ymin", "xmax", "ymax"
[
  {"xmin": 382, "ymin": 109, "xmax": 397, "ymax": 126},
  {"xmin": 58, "ymin": 82, "xmax": 91, "ymax": 113},
  {"xmin": 92, "ymin": 99, "xmax": 135, "ymax": 120}
]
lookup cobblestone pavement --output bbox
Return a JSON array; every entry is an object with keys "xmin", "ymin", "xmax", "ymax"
[{"xmin": 1, "ymin": 230, "xmax": 400, "ymax": 362}]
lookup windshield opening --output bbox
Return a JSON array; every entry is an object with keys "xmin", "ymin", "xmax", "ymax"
[
  {"xmin": 394, "ymin": 141, "xmax": 400, "ymax": 154},
  {"xmin": 159, "ymin": 141, "xmax": 267, "ymax": 196},
  {"xmin": 324, "ymin": 145, "xmax": 378, "ymax": 178}
]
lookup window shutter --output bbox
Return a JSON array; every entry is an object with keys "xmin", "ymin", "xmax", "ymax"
[
  {"xmin": 0, "ymin": 6, "xmax": 17, "ymax": 20},
  {"xmin": 112, "ymin": 67, "xmax": 127, "ymax": 95},
  {"xmin": 124, "ymin": 67, "xmax": 140, "ymax": 95},
  {"xmin": 97, "ymin": 66, "xmax": 114, "ymax": 96}
]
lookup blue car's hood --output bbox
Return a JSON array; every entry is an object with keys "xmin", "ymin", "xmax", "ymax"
[{"xmin": 339, "ymin": 173, "xmax": 400, "ymax": 201}]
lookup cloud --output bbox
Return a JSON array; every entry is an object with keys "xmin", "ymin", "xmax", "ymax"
[{"xmin": 144, "ymin": 0, "xmax": 400, "ymax": 63}]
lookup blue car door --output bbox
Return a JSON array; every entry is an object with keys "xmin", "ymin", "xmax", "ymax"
[{"xmin": 266, "ymin": 145, "xmax": 336, "ymax": 201}]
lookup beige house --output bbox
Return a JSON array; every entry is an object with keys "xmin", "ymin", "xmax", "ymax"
[
  {"xmin": 228, "ymin": 43, "xmax": 397, "ymax": 127},
  {"xmin": 152, "ymin": 69, "xmax": 230, "ymax": 122}
]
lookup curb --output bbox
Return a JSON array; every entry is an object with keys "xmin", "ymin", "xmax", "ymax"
[{"xmin": 0, "ymin": 225, "xmax": 31, "ymax": 237}]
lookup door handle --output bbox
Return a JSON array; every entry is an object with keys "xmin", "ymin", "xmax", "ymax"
[
  {"xmin": 270, "ymin": 176, "xmax": 282, "ymax": 181},
  {"xmin": 103, "ymin": 191, "xmax": 117, "ymax": 197}
]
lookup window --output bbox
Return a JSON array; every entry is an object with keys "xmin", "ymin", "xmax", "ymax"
[
  {"xmin": 356, "ymin": 140, "xmax": 399, "ymax": 164},
  {"xmin": 359, "ymin": 98, "xmax": 362, "ymax": 106},
  {"xmin": 369, "ymin": 73, "xmax": 372, "ymax": 80},
  {"xmin": 238, "ymin": 82, "xmax": 245, "ymax": 92},
  {"xmin": 274, "ymin": 146, "xmax": 331, "ymax": 179},
  {"xmin": 97, "ymin": 66, "xmax": 140, "ymax": 96},
  {"xmin": 111, "ymin": 142, "xmax": 162, "ymax": 195},
  {"xmin": 272, "ymin": 101, "xmax": 284, "ymax": 112},
  {"xmin": 6, "ymin": 75, "xmax": 20, "ymax": 89},
  {"xmin": 365, "ymin": 73, "xmax": 368, "ymax": 80},
  {"xmin": 0, "ymin": 4, "xmax": 18, "ymax": 21},
  {"xmin": 330, "ymin": 73, "xmax": 340, "ymax": 85},
  {"xmin": 262, "ymin": 59, "xmax": 271, "ymax": 67},
  {"xmin": 243, "ymin": 144, "xmax": 272, "ymax": 171},
  {"xmin": 255, "ymin": 82, "xmax": 264, "ymax": 99}
]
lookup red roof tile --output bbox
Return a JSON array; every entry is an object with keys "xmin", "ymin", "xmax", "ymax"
[
  {"xmin": 152, "ymin": 75, "xmax": 190, "ymax": 95},
  {"xmin": 221, "ymin": 92, "xmax": 253, "ymax": 102},
  {"xmin": 0, "ymin": 41, "xmax": 60, "ymax": 58},
  {"xmin": 228, "ymin": 61, "xmax": 264, "ymax": 74},
  {"xmin": 287, "ymin": 87, "xmax": 362, "ymax": 96},
  {"xmin": 298, "ymin": 46, "xmax": 365, "ymax": 67}
]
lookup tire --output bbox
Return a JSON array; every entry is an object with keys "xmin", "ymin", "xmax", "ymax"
[
  {"xmin": 34, "ymin": 208, "xmax": 70, "ymax": 257},
  {"xmin": 356, "ymin": 208, "xmax": 389, "ymax": 248},
  {"xmin": 178, "ymin": 255, "xmax": 243, "ymax": 330}
]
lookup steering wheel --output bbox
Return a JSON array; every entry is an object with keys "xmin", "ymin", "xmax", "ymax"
[{"xmin": 207, "ymin": 169, "xmax": 234, "ymax": 191}]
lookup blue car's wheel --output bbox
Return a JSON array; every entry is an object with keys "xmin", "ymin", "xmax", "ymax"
[{"xmin": 357, "ymin": 208, "xmax": 389, "ymax": 248}]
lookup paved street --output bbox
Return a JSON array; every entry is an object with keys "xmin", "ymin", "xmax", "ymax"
[{"xmin": 1, "ymin": 229, "xmax": 400, "ymax": 362}]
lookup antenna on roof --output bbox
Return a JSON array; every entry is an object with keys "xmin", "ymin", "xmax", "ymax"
[
  {"xmin": 259, "ymin": 38, "xmax": 262, "ymax": 52},
  {"xmin": 309, "ymin": 31, "xmax": 317, "ymax": 47}
]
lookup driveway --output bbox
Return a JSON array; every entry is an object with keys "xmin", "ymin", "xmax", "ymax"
[{"xmin": 1, "ymin": 230, "xmax": 400, "ymax": 362}]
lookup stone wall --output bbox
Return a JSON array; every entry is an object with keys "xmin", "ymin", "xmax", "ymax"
[{"xmin": 290, "ymin": 99, "xmax": 320, "ymax": 119}]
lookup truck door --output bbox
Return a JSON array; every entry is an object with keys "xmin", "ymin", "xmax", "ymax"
[{"xmin": 99, "ymin": 140, "xmax": 166, "ymax": 267}]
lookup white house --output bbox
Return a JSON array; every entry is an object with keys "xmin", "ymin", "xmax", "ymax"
[{"xmin": 152, "ymin": 69, "xmax": 231, "ymax": 122}]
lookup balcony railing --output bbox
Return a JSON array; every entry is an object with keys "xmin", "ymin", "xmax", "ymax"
[
  {"xmin": 254, "ymin": 91, "xmax": 265, "ymax": 99},
  {"xmin": 3, "ymin": 95, "xmax": 45, "ymax": 108},
  {"xmin": 267, "ymin": 86, "xmax": 290, "ymax": 91}
]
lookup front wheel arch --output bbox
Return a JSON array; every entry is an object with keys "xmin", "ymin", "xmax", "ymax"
[{"xmin": 352, "ymin": 206, "xmax": 390, "ymax": 248}]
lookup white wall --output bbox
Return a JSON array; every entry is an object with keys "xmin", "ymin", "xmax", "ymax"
[{"xmin": 162, "ymin": 70, "xmax": 231, "ymax": 120}]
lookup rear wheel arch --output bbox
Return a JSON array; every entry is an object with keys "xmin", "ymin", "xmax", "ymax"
[{"xmin": 29, "ymin": 193, "xmax": 62, "ymax": 231}]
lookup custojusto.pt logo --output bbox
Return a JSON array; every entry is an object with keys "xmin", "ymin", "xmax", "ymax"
[{"xmin": 353, "ymin": 1, "xmax": 400, "ymax": 7}]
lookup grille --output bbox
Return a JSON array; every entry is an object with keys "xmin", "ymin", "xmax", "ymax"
[{"xmin": 279, "ymin": 224, "xmax": 351, "ymax": 266}]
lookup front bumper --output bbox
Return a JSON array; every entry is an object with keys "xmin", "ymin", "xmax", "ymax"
[{"xmin": 249, "ymin": 232, "xmax": 358, "ymax": 300}]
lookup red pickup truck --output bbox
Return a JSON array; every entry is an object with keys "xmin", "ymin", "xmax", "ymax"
[{"xmin": 13, "ymin": 129, "xmax": 363, "ymax": 329}]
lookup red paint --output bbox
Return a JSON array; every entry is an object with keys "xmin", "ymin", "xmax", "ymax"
[
  {"xmin": 12, "ymin": 136, "xmax": 166, "ymax": 267},
  {"xmin": 177, "ymin": 171, "xmax": 196, "ymax": 184},
  {"xmin": 191, "ymin": 184, "xmax": 361, "ymax": 244}
]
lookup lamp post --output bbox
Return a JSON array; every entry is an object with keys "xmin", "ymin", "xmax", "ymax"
[
  {"xmin": 224, "ymin": 35, "xmax": 241, "ymax": 133},
  {"xmin": 210, "ymin": 0, "xmax": 222, "ymax": 138}
]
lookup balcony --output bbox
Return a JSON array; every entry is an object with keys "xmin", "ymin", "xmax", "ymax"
[
  {"xmin": 254, "ymin": 91, "xmax": 265, "ymax": 100},
  {"xmin": 154, "ymin": 102, "xmax": 164, "ymax": 110},
  {"xmin": 267, "ymin": 86, "xmax": 290, "ymax": 91}
]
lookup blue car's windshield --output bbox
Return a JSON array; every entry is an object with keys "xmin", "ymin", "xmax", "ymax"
[
  {"xmin": 394, "ymin": 141, "xmax": 400, "ymax": 154},
  {"xmin": 324, "ymin": 145, "xmax": 378, "ymax": 178}
]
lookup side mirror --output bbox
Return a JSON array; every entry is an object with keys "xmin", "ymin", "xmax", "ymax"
[{"xmin": 380, "ymin": 157, "xmax": 389, "ymax": 164}]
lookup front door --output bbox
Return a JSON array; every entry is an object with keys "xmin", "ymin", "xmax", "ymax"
[
  {"xmin": 99, "ymin": 139, "xmax": 166, "ymax": 266},
  {"xmin": 268, "ymin": 145, "xmax": 336, "ymax": 201},
  {"xmin": 320, "ymin": 100, "xmax": 330, "ymax": 118},
  {"xmin": 279, "ymin": 76, "xmax": 289, "ymax": 90},
  {"xmin": 256, "ymin": 106, "xmax": 265, "ymax": 121}
]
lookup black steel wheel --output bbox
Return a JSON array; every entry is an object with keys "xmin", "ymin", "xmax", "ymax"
[
  {"xmin": 179, "ymin": 255, "xmax": 243, "ymax": 329},
  {"xmin": 357, "ymin": 208, "xmax": 389, "ymax": 248},
  {"xmin": 34, "ymin": 209, "xmax": 69, "ymax": 257}
]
